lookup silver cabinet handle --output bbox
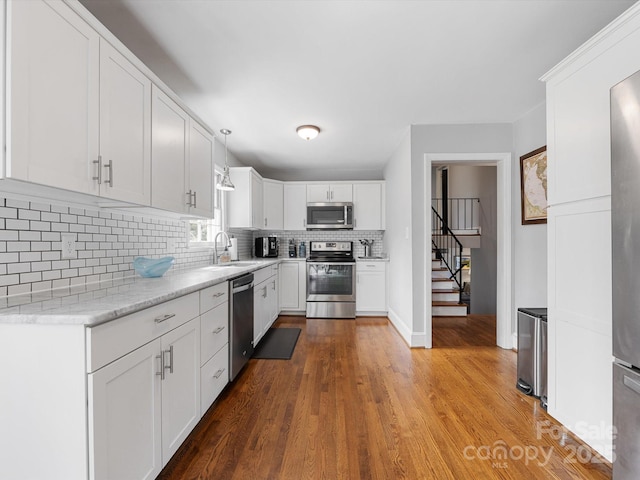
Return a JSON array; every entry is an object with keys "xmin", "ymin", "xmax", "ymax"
[
  {"xmin": 156, "ymin": 354, "xmax": 164, "ymax": 380},
  {"xmin": 193, "ymin": 191, "xmax": 197, "ymax": 207},
  {"xmin": 326, "ymin": 190, "xmax": 329, "ymax": 200},
  {"xmin": 213, "ymin": 326, "xmax": 225, "ymax": 334},
  {"xmin": 213, "ymin": 368, "xmax": 225, "ymax": 379},
  {"xmin": 331, "ymin": 190, "xmax": 334, "ymax": 200},
  {"xmin": 262, "ymin": 286, "xmax": 267, "ymax": 298},
  {"xmin": 303, "ymin": 218, "xmax": 306, "ymax": 227},
  {"xmin": 624, "ymin": 374, "xmax": 640, "ymax": 395},
  {"xmin": 92, "ymin": 156, "xmax": 103, "ymax": 184},
  {"xmin": 186, "ymin": 190, "xmax": 193, "ymax": 206},
  {"xmin": 104, "ymin": 160, "xmax": 113, "ymax": 187},
  {"xmin": 271, "ymin": 280, "xmax": 276, "ymax": 290},
  {"xmin": 154, "ymin": 313, "xmax": 175, "ymax": 323},
  {"xmin": 213, "ymin": 292, "xmax": 225, "ymax": 298},
  {"xmin": 164, "ymin": 345, "xmax": 174, "ymax": 375}
]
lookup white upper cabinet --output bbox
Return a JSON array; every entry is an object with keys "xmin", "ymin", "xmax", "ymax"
[
  {"xmin": 263, "ymin": 179, "xmax": 284, "ymax": 230},
  {"xmin": 353, "ymin": 182, "xmax": 385, "ymax": 230},
  {"xmin": 283, "ymin": 183, "xmax": 307, "ymax": 230},
  {"xmin": 151, "ymin": 86, "xmax": 189, "ymax": 214},
  {"xmin": 188, "ymin": 121, "xmax": 214, "ymax": 218},
  {"xmin": 99, "ymin": 40, "xmax": 151, "ymax": 205},
  {"xmin": 306, "ymin": 183, "xmax": 353, "ymax": 202},
  {"xmin": 228, "ymin": 167, "xmax": 264, "ymax": 229},
  {"xmin": 9, "ymin": 0, "xmax": 100, "ymax": 194}
]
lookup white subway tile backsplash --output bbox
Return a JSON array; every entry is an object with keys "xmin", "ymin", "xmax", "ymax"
[
  {"xmin": 7, "ymin": 219, "xmax": 30, "ymax": 230},
  {"xmin": 0, "ymin": 207, "xmax": 17, "ymax": 219},
  {"xmin": 0, "ymin": 195, "xmax": 217, "ymax": 297}
]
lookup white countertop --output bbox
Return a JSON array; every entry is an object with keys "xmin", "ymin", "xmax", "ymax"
[{"xmin": 0, "ymin": 259, "xmax": 280, "ymax": 327}]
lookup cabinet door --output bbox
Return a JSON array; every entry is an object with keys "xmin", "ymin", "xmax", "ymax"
[
  {"xmin": 279, "ymin": 262, "xmax": 300, "ymax": 310},
  {"xmin": 251, "ymin": 172, "xmax": 264, "ymax": 229},
  {"xmin": 253, "ymin": 284, "xmax": 267, "ymax": 346},
  {"xmin": 10, "ymin": 0, "xmax": 99, "ymax": 193},
  {"xmin": 151, "ymin": 86, "xmax": 189, "ymax": 213},
  {"xmin": 356, "ymin": 264, "xmax": 387, "ymax": 312},
  {"xmin": 307, "ymin": 184, "xmax": 330, "ymax": 202},
  {"xmin": 353, "ymin": 183, "xmax": 383, "ymax": 230},
  {"xmin": 284, "ymin": 184, "xmax": 307, "ymax": 230},
  {"xmin": 161, "ymin": 319, "xmax": 200, "ymax": 462},
  {"xmin": 265, "ymin": 276, "xmax": 279, "ymax": 331},
  {"xmin": 188, "ymin": 121, "xmax": 214, "ymax": 217},
  {"xmin": 88, "ymin": 339, "xmax": 162, "ymax": 480},
  {"xmin": 263, "ymin": 180, "xmax": 284, "ymax": 230},
  {"xmin": 330, "ymin": 183, "xmax": 353, "ymax": 202},
  {"xmin": 99, "ymin": 40, "xmax": 151, "ymax": 205}
]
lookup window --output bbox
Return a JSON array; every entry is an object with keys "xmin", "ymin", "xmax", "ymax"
[{"xmin": 189, "ymin": 168, "xmax": 225, "ymax": 247}]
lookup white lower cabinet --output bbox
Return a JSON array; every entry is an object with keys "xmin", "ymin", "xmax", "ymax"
[
  {"xmin": 89, "ymin": 340, "xmax": 162, "ymax": 480},
  {"xmin": 356, "ymin": 262, "xmax": 387, "ymax": 314},
  {"xmin": 160, "ymin": 319, "xmax": 201, "ymax": 461},
  {"xmin": 88, "ymin": 317, "xmax": 200, "ymax": 480},
  {"xmin": 253, "ymin": 265, "xmax": 279, "ymax": 347},
  {"xmin": 199, "ymin": 282, "xmax": 229, "ymax": 416},
  {"xmin": 279, "ymin": 260, "xmax": 307, "ymax": 313}
]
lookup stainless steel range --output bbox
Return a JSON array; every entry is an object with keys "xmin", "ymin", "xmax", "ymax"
[{"xmin": 306, "ymin": 241, "xmax": 356, "ymax": 319}]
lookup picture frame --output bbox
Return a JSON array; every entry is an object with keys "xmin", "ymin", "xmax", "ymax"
[{"xmin": 520, "ymin": 146, "xmax": 548, "ymax": 225}]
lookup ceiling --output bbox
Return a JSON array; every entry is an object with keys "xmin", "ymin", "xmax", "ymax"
[{"xmin": 80, "ymin": 0, "xmax": 635, "ymax": 181}]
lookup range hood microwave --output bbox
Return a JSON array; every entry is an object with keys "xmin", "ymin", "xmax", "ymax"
[{"xmin": 306, "ymin": 202, "xmax": 353, "ymax": 230}]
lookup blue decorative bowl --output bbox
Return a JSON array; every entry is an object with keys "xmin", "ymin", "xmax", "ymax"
[{"xmin": 133, "ymin": 256, "xmax": 175, "ymax": 278}]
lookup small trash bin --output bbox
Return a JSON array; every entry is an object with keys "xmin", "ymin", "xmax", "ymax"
[{"xmin": 516, "ymin": 308, "xmax": 547, "ymax": 405}]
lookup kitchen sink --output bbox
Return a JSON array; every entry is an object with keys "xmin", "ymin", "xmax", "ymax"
[{"xmin": 211, "ymin": 262, "xmax": 257, "ymax": 268}]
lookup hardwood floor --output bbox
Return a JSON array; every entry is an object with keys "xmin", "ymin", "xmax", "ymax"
[{"xmin": 158, "ymin": 316, "xmax": 611, "ymax": 480}]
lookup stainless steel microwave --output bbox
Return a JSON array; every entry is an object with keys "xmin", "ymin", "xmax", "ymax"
[{"xmin": 306, "ymin": 202, "xmax": 353, "ymax": 230}]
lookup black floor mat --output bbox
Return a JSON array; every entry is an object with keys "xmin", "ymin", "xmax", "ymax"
[{"xmin": 252, "ymin": 328, "xmax": 301, "ymax": 359}]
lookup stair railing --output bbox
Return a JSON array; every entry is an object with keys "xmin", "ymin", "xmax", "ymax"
[
  {"xmin": 431, "ymin": 206, "xmax": 464, "ymax": 304},
  {"xmin": 431, "ymin": 197, "xmax": 481, "ymax": 233}
]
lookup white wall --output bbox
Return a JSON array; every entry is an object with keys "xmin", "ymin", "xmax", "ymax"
[
  {"xmin": 383, "ymin": 129, "xmax": 414, "ymax": 344},
  {"xmin": 512, "ymin": 103, "xmax": 547, "ymax": 336},
  {"xmin": 448, "ymin": 166, "xmax": 498, "ymax": 314},
  {"xmin": 542, "ymin": 2, "xmax": 640, "ymax": 460}
]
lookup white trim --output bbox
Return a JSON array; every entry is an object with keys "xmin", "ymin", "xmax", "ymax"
[
  {"xmin": 424, "ymin": 152, "xmax": 513, "ymax": 349},
  {"xmin": 540, "ymin": 2, "xmax": 640, "ymax": 82},
  {"xmin": 387, "ymin": 307, "xmax": 412, "ymax": 346}
]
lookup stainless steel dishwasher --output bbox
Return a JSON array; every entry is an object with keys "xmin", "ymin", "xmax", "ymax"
[{"xmin": 229, "ymin": 273, "xmax": 254, "ymax": 381}]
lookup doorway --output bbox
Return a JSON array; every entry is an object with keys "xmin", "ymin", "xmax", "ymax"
[{"xmin": 424, "ymin": 153, "xmax": 512, "ymax": 349}]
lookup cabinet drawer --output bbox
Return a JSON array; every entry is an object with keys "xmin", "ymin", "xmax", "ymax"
[
  {"xmin": 200, "ymin": 282, "xmax": 228, "ymax": 314},
  {"xmin": 253, "ymin": 265, "xmax": 273, "ymax": 285},
  {"xmin": 200, "ymin": 302, "xmax": 229, "ymax": 365},
  {"xmin": 357, "ymin": 262, "xmax": 386, "ymax": 272},
  {"xmin": 87, "ymin": 292, "xmax": 199, "ymax": 373},
  {"xmin": 200, "ymin": 343, "xmax": 229, "ymax": 417}
]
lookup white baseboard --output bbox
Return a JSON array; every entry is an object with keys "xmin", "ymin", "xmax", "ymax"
[{"xmin": 387, "ymin": 308, "xmax": 427, "ymax": 347}]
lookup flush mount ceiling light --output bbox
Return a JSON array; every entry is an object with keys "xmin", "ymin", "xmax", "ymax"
[
  {"xmin": 296, "ymin": 125, "xmax": 320, "ymax": 141},
  {"xmin": 217, "ymin": 128, "xmax": 235, "ymax": 191}
]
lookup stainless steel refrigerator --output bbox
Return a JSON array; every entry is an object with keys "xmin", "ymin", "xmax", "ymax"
[{"xmin": 611, "ymin": 69, "xmax": 640, "ymax": 479}]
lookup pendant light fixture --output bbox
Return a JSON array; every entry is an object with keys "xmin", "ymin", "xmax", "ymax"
[
  {"xmin": 217, "ymin": 128, "xmax": 235, "ymax": 191},
  {"xmin": 296, "ymin": 125, "xmax": 320, "ymax": 140}
]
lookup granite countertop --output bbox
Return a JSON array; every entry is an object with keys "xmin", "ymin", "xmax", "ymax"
[{"xmin": 0, "ymin": 259, "xmax": 280, "ymax": 327}]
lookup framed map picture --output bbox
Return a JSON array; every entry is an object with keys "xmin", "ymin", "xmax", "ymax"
[{"xmin": 520, "ymin": 146, "xmax": 547, "ymax": 225}]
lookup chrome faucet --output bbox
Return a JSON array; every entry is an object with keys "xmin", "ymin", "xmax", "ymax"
[{"xmin": 214, "ymin": 231, "xmax": 232, "ymax": 264}]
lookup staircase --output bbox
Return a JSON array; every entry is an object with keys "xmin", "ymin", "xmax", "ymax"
[{"xmin": 431, "ymin": 252, "xmax": 467, "ymax": 316}]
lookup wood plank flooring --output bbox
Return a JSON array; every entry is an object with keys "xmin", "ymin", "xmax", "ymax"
[{"xmin": 158, "ymin": 315, "xmax": 611, "ymax": 480}]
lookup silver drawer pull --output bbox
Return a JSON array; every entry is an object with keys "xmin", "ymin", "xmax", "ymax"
[
  {"xmin": 164, "ymin": 345, "xmax": 174, "ymax": 374},
  {"xmin": 154, "ymin": 313, "xmax": 175, "ymax": 323},
  {"xmin": 213, "ymin": 292, "xmax": 225, "ymax": 298},
  {"xmin": 213, "ymin": 326, "xmax": 225, "ymax": 334},
  {"xmin": 213, "ymin": 368, "xmax": 225, "ymax": 379}
]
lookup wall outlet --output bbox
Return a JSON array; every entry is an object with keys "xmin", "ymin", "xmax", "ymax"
[
  {"xmin": 61, "ymin": 234, "xmax": 77, "ymax": 259},
  {"xmin": 166, "ymin": 237, "xmax": 176, "ymax": 254}
]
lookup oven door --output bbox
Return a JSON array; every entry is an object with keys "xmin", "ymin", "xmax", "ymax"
[{"xmin": 306, "ymin": 262, "xmax": 356, "ymax": 302}]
